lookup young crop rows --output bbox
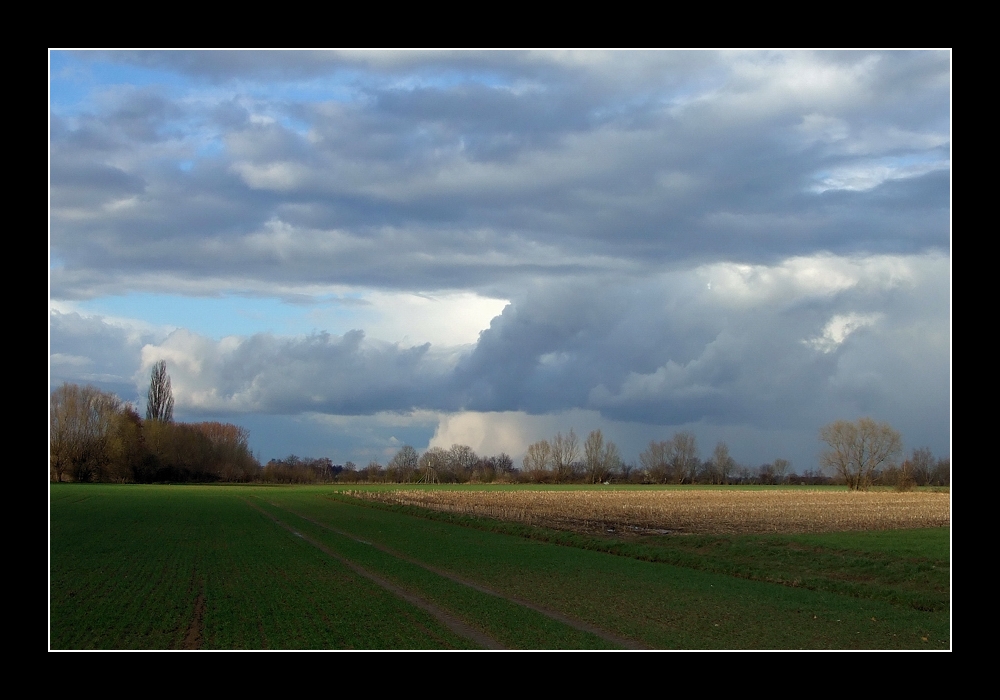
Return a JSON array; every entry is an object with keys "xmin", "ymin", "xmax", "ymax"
[{"xmin": 50, "ymin": 485, "xmax": 951, "ymax": 650}]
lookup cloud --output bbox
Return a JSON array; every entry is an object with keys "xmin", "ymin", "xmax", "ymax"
[
  {"xmin": 50, "ymin": 51, "xmax": 951, "ymax": 468},
  {"xmin": 52, "ymin": 249, "xmax": 948, "ymax": 441},
  {"xmin": 50, "ymin": 251, "xmax": 949, "ymax": 468},
  {"xmin": 51, "ymin": 51, "xmax": 950, "ymax": 302},
  {"xmin": 804, "ymin": 313, "xmax": 883, "ymax": 353},
  {"xmin": 137, "ymin": 328, "xmax": 457, "ymax": 416},
  {"xmin": 49, "ymin": 309, "xmax": 161, "ymax": 398},
  {"xmin": 456, "ymin": 252, "xmax": 949, "ymax": 433},
  {"xmin": 428, "ymin": 411, "xmax": 534, "ymax": 457}
]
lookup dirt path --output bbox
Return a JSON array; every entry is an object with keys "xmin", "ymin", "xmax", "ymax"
[
  {"xmin": 266, "ymin": 500, "xmax": 650, "ymax": 650},
  {"xmin": 244, "ymin": 499, "xmax": 505, "ymax": 650}
]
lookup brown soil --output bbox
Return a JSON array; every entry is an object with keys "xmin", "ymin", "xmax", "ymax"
[
  {"xmin": 183, "ymin": 587, "xmax": 205, "ymax": 650},
  {"xmin": 351, "ymin": 489, "xmax": 951, "ymax": 536}
]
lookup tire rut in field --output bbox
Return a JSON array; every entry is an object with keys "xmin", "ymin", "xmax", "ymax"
[
  {"xmin": 183, "ymin": 573, "xmax": 205, "ymax": 650},
  {"xmin": 243, "ymin": 499, "xmax": 504, "ymax": 650},
  {"xmin": 267, "ymin": 501, "xmax": 650, "ymax": 650}
]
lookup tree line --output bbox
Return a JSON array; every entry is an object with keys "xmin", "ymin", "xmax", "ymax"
[
  {"xmin": 262, "ymin": 444, "xmax": 518, "ymax": 484},
  {"xmin": 278, "ymin": 427, "xmax": 913, "ymax": 486},
  {"xmin": 50, "ymin": 363, "xmax": 258, "ymax": 483},
  {"xmin": 50, "ymin": 368, "xmax": 949, "ymax": 488},
  {"xmin": 819, "ymin": 417, "xmax": 950, "ymax": 491}
]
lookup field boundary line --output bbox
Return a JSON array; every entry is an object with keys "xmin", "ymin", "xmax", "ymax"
[
  {"xmin": 242, "ymin": 498, "xmax": 505, "ymax": 650},
  {"xmin": 267, "ymin": 500, "xmax": 650, "ymax": 650}
]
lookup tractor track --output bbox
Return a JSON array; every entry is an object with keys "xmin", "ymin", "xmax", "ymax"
[
  {"xmin": 244, "ymin": 498, "xmax": 505, "ymax": 650},
  {"xmin": 260, "ymin": 499, "xmax": 650, "ymax": 650}
]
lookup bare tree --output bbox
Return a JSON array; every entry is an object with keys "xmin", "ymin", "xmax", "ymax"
[
  {"xmin": 907, "ymin": 447, "xmax": 935, "ymax": 486},
  {"xmin": 819, "ymin": 417, "xmax": 902, "ymax": 491},
  {"xmin": 931, "ymin": 457, "xmax": 950, "ymax": 486},
  {"xmin": 50, "ymin": 383, "xmax": 124, "ymax": 482},
  {"xmin": 757, "ymin": 462, "xmax": 776, "ymax": 485},
  {"xmin": 772, "ymin": 458, "xmax": 790, "ymax": 485},
  {"xmin": 490, "ymin": 453, "xmax": 514, "ymax": 475},
  {"xmin": 364, "ymin": 460, "xmax": 384, "ymax": 482},
  {"xmin": 551, "ymin": 430, "xmax": 579, "ymax": 482},
  {"xmin": 146, "ymin": 360, "xmax": 174, "ymax": 422},
  {"xmin": 711, "ymin": 441, "xmax": 736, "ymax": 485},
  {"xmin": 640, "ymin": 440, "xmax": 671, "ymax": 483},
  {"xmin": 668, "ymin": 431, "xmax": 699, "ymax": 483},
  {"xmin": 585, "ymin": 429, "xmax": 620, "ymax": 483},
  {"xmin": 338, "ymin": 461, "xmax": 358, "ymax": 482},
  {"xmin": 388, "ymin": 445, "xmax": 419, "ymax": 482},
  {"xmin": 193, "ymin": 421, "xmax": 257, "ymax": 481},
  {"xmin": 442, "ymin": 444, "xmax": 478, "ymax": 482},
  {"xmin": 618, "ymin": 461, "xmax": 636, "ymax": 483},
  {"xmin": 418, "ymin": 447, "xmax": 447, "ymax": 483},
  {"xmin": 522, "ymin": 440, "xmax": 552, "ymax": 483}
]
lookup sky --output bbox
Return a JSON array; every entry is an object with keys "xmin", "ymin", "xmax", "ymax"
[{"xmin": 49, "ymin": 50, "xmax": 951, "ymax": 471}]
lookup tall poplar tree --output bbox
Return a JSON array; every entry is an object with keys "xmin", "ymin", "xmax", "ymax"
[{"xmin": 146, "ymin": 360, "xmax": 174, "ymax": 422}]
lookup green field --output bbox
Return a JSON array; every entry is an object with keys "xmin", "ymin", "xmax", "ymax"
[{"xmin": 49, "ymin": 484, "xmax": 950, "ymax": 649}]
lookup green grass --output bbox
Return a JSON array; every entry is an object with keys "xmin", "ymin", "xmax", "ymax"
[{"xmin": 50, "ymin": 483, "xmax": 950, "ymax": 649}]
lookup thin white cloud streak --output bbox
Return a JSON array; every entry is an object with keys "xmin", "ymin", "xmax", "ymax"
[{"xmin": 804, "ymin": 313, "xmax": 883, "ymax": 354}]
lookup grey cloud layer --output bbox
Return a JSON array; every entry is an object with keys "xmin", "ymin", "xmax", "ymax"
[
  {"xmin": 51, "ymin": 51, "xmax": 949, "ymax": 300},
  {"xmin": 57, "ymin": 253, "xmax": 947, "ymax": 454},
  {"xmin": 454, "ymin": 254, "xmax": 949, "ymax": 436}
]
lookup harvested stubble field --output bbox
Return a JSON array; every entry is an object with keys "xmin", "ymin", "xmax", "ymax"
[{"xmin": 350, "ymin": 488, "xmax": 950, "ymax": 536}]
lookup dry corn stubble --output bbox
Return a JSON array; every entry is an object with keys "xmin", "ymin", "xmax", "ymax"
[{"xmin": 348, "ymin": 489, "xmax": 950, "ymax": 535}]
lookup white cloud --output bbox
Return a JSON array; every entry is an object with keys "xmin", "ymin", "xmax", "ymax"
[
  {"xmin": 428, "ymin": 411, "xmax": 532, "ymax": 457},
  {"xmin": 697, "ymin": 253, "xmax": 925, "ymax": 308},
  {"xmin": 428, "ymin": 409, "xmax": 617, "ymax": 461},
  {"xmin": 361, "ymin": 290, "xmax": 508, "ymax": 347},
  {"xmin": 805, "ymin": 312, "xmax": 883, "ymax": 354},
  {"xmin": 810, "ymin": 157, "xmax": 949, "ymax": 193}
]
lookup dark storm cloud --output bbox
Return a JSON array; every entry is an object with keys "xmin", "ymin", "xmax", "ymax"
[{"xmin": 451, "ymin": 253, "xmax": 949, "ymax": 437}]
